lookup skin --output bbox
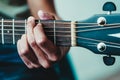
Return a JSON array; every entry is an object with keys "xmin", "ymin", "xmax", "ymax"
[{"xmin": 17, "ymin": 0, "xmax": 69, "ymax": 69}]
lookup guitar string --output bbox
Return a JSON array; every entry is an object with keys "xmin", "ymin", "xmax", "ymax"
[
  {"xmin": 0, "ymin": 25, "xmax": 119, "ymax": 33},
  {"xmin": 0, "ymin": 29, "xmax": 71, "ymax": 33},
  {"xmin": 0, "ymin": 21, "xmax": 120, "ymax": 28},
  {"xmin": 1, "ymin": 32, "xmax": 120, "ymax": 47},
  {"xmin": 2, "ymin": 33, "xmax": 120, "ymax": 48},
  {"xmin": 1, "ymin": 20, "xmax": 120, "ymax": 25},
  {"xmin": 0, "ymin": 24, "xmax": 101, "ymax": 29},
  {"xmin": 0, "ymin": 22, "xmax": 118, "ymax": 44},
  {"xmin": 0, "ymin": 24, "xmax": 97, "ymax": 28},
  {"xmin": 0, "ymin": 20, "xmax": 97, "ymax": 25},
  {"xmin": 76, "ymin": 36, "xmax": 120, "ymax": 46},
  {"xmin": 0, "ymin": 20, "xmax": 120, "ymax": 46},
  {"xmin": 1, "ymin": 20, "xmax": 120, "ymax": 26},
  {"xmin": 76, "ymin": 25, "xmax": 120, "ymax": 32},
  {"xmin": 0, "ymin": 22, "xmax": 120, "ymax": 28}
]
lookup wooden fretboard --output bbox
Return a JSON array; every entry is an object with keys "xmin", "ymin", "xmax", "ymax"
[{"xmin": 0, "ymin": 19, "xmax": 73, "ymax": 46}]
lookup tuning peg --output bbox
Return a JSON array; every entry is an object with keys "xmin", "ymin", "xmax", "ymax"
[
  {"xmin": 103, "ymin": 55, "xmax": 115, "ymax": 66},
  {"xmin": 103, "ymin": 2, "xmax": 116, "ymax": 15}
]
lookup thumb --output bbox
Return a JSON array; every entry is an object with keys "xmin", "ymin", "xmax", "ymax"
[{"xmin": 38, "ymin": 10, "xmax": 55, "ymax": 20}]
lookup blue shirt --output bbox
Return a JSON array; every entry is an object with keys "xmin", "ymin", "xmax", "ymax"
[{"xmin": 0, "ymin": 0, "xmax": 30, "ymax": 63}]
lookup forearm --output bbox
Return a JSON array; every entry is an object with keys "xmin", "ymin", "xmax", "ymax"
[{"xmin": 27, "ymin": 0, "xmax": 56, "ymax": 18}]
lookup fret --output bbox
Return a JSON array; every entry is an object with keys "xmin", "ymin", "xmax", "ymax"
[
  {"xmin": 14, "ymin": 20, "xmax": 25, "ymax": 44},
  {"xmin": 39, "ymin": 20, "xmax": 56, "ymax": 42},
  {"xmin": 54, "ymin": 21, "xmax": 71, "ymax": 46},
  {"xmin": 38, "ymin": 20, "xmax": 41, "ymax": 23},
  {"xmin": 25, "ymin": 19, "xmax": 27, "ymax": 34},
  {"xmin": 53, "ymin": 20, "xmax": 56, "ymax": 45},
  {"xmin": 12, "ymin": 19, "xmax": 15, "ymax": 44},
  {"xmin": 0, "ymin": 19, "xmax": 71, "ymax": 46},
  {"xmin": 1, "ymin": 19, "xmax": 4, "ymax": 44},
  {"xmin": 4, "ymin": 19, "xmax": 13, "ymax": 44},
  {"xmin": 40, "ymin": 20, "xmax": 71, "ymax": 46}
]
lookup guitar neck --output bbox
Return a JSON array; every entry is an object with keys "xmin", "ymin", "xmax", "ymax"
[{"xmin": 0, "ymin": 19, "xmax": 75, "ymax": 46}]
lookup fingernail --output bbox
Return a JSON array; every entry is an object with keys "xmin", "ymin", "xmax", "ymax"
[{"xmin": 27, "ymin": 16, "xmax": 34, "ymax": 22}]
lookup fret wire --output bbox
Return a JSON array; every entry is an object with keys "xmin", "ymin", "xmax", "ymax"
[
  {"xmin": 38, "ymin": 20, "xmax": 41, "ymax": 23},
  {"xmin": 1, "ymin": 19, "xmax": 4, "ymax": 44},
  {"xmin": 25, "ymin": 19, "xmax": 27, "ymax": 34},
  {"xmin": 54, "ymin": 20, "xmax": 56, "ymax": 45},
  {"xmin": 12, "ymin": 19, "xmax": 15, "ymax": 44}
]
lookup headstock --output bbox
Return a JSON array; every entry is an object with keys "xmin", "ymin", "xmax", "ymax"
[{"xmin": 76, "ymin": 2, "xmax": 120, "ymax": 66}]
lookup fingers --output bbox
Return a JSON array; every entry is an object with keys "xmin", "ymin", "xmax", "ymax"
[
  {"xmin": 17, "ymin": 34, "xmax": 40, "ymax": 68},
  {"xmin": 17, "ymin": 11, "xmax": 62, "ymax": 69},
  {"xmin": 38, "ymin": 10, "xmax": 60, "ymax": 61},
  {"xmin": 34, "ymin": 23, "xmax": 60, "ymax": 61},
  {"xmin": 26, "ymin": 17, "xmax": 52, "ymax": 68}
]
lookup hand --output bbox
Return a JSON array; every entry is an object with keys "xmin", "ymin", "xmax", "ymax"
[{"xmin": 17, "ymin": 10, "xmax": 69, "ymax": 69}]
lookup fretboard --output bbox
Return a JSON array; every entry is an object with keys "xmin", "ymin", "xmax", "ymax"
[{"xmin": 0, "ymin": 19, "xmax": 73, "ymax": 46}]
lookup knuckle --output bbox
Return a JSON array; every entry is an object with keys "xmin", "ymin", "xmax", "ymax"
[
  {"xmin": 27, "ymin": 16, "xmax": 35, "ymax": 25},
  {"xmin": 19, "ymin": 48, "xmax": 29, "ymax": 57},
  {"xmin": 27, "ymin": 64, "xmax": 34, "ymax": 69},
  {"xmin": 51, "ymin": 55, "xmax": 59, "ymax": 61},
  {"xmin": 41, "ymin": 60, "xmax": 51, "ymax": 69},
  {"xmin": 34, "ymin": 65, "xmax": 41, "ymax": 68},
  {"xmin": 34, "ymin": 23, "xmax": 41, "ymax": 29},
  {"xmin": 36, "ymin": 38, "xmax": 47, "ymax": 46},
  {"xmin": 49, "ymin": 50, "xmax": 60, "ymax": 62},
  {"xmin": 17, "ymin": 40, "xmax": 20, "ymax": 46},
  {"xmin": 44, "ymin": 63, "xmax": 51, "ymax": 69},
  {"xmin": 21, "ymin": 34, "xmax": 26, "ymax": 39},
  {"xmin": 29, "ymin": 39, "xmax": 36, "ymax": 47},
  {"xmin": 37, "ymin": 23, "xmax": 42, "ymax": 27}
]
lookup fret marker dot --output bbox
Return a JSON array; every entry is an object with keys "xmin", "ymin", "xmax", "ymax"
[{"xmin": 7, "ymin": 30, "xmax": 10, "ymax": 33}]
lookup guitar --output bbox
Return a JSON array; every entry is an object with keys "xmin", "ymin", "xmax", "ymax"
[{"xmin": 0, "ymin": 2, "xmax": 119, "ymax": 66}]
